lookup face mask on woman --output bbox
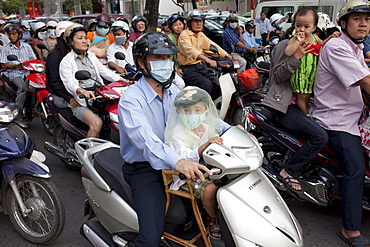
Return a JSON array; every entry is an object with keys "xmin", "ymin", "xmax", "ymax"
[
  {"xmin": 38, "ymin": 31, "xmax": 48, "ymax": 40},
  {"xmin": 148, "ymin": 59, "xmax": 174, "ymax": 83},
  {"xmin": 47, "ymin": 29, "xmax": 56, "ymax": 39},
  {"xmin": 96, "ymin": 27, "xmax": 110, "ymax": 36}
]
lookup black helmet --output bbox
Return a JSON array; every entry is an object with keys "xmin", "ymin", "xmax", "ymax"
[
  {"xmin": 96, "ymin": 13, "xmax": 112, "ymax": 26},
  {"xmin": 133, "ymin": 32, "xmax": 179, "ymax": 88},
  {"xmin": 168, "ymin": 13, "xmax": 185, "ymax": 30},
  {"xmin": 225, "ymin": 14, "xmax": 238, "ymax": 23},
  {"xmin": 245, "ymin": 21, "xmax": 256, "ymax": 30},
  {"xmin": 131, "ymin": 16, "xmax": 148, "ymax": 32},
  {"xmin": 186, "ymin": 9, "xmax": 204, "ymax": 22},
  {"xmin": 4, "ymin": 24, "xmax": 22, "ymax": 35}
]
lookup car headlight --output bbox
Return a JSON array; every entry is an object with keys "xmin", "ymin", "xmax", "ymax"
[{"xmin": 232, "ymin": 145, "xmax": 263, "ymax": 171}]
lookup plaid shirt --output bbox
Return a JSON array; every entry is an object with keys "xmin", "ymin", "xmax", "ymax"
[{"xmin": 0, "ymin": 42, "xmax": 36, "ymax": 80}]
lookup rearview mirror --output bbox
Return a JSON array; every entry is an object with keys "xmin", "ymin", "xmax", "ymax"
[{"xmin": 75, "ymin": 70, "xmax": 91, "ymax": 80}]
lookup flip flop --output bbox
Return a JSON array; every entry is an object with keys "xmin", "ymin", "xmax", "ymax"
[
  {"xmin": 281, "ymin": 176, "xmax": 303, "ymax": 194},
  {"xmin": 339, "ymin": 231, "xmax": 370, "ymax": 247}
]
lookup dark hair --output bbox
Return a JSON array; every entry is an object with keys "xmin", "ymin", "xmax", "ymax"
[{"xmin": 294, "ymin": 7, "xmax": 319, "ymax": 26}]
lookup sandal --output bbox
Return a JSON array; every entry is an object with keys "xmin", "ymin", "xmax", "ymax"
[
  {"xmin": 207, "ymin": 217, "xmax": 222, "ymax": 239},
  {"xmin": 339, "ymin": 231, "xmax": 370, "ymax": 247},
  {"xmin": 281, "ymin": 176, "xmax": 303, "ymax": 193}
]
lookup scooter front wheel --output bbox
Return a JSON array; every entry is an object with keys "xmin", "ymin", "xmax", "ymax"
[
  {"xmin": 6, "ymin": 175, "xmax": 66, "ymax": 245},
  {"xmin": 38, "ymin": 99, "xmax": 55, "ymax": 136}
]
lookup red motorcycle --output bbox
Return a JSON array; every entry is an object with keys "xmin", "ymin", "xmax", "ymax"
[
  {"xmin": 1, "ymin": 55, "xmax": 51, "ymax": 133},
  {"xmin": 44, "ymin": 70, "xmax": 132, "ymax": 169},
  {"xmin": 246, "ymin": 104, "xmax": 370, "ymax": 210}
]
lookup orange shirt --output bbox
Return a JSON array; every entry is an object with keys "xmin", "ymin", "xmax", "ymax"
[
  {"xmin": 87, "ymin": 32, "xmax": 115, "ymax": 45},
  {"xmin": 177, "ymin": 29, "xmax": 227, "ymax": 66}
]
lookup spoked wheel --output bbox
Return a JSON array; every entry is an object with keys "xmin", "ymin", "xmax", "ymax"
[
  {"xmin": 53, "ymin": 124, "xmax": 81, "ymax": 169},
  {"xmin": 38, "ymin": 99, "xmax": 56, "ymax": 136},
  {"xmin": 6, "ymin": 175, "xmax": 65, "ymax": 245}
]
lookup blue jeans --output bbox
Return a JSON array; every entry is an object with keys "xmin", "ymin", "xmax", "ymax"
[
  {"xmin": 278, "ymin": 104, "xmax": 328, "ymax": 178},
  {"xmin": 122, "ymin": 162, "xmax": 166, "ymax": 247},
  {"xmin": 326, "ymin": 130, "xmax": 365, "ymax": 230}
]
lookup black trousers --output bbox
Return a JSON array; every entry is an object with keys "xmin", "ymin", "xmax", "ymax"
[
  {"xmin": 181, "ymin": 62, "xmax": 216, "ymax": 94},
  {"xmin": 122, "ymin": 161, "xmax": 166, "ymax": 247}
]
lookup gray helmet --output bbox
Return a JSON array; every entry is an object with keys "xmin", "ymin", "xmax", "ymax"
[
  {"xmin": 186, "ymin": 9, "xmax": 204, "ymax": 22},
  {"xmin": 131, "ymin": 15, "xmax": 148, "ymax": 32}
]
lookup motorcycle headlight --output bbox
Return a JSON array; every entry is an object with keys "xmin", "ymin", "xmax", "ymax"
[
  {"xmin": 232, "ymin": 145, "xmax": 263, "ymax": 171},
  {"xmin": 112, "ymin": 86, "xmax": 129, "ymax": 96},
  {"xmin": 30, "ymin": 63, "xmax": 45, "ymax": 72},
  {"xmin": 103, "ymin": 93, "xmax": 120, "ymax": 100},
  {"xmin": 0, "ymin": 104, "xmax": 18, "ymax": 123}
]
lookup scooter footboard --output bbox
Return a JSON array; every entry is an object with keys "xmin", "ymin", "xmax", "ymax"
[{"xmin": 217, "ymin": 169, "xmax": 303, "ymax": 247}]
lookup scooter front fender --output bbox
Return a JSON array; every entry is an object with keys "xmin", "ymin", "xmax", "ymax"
[
  {"xmin": 2, "ymin": 157, "xmax": 50, "ymax": 183},
  {"xmin": 216, "ymin": 73, "xmax": 236, "ymax": 120},
  {"xmin": 218, "ymin": 169, "xmax": 303, "ymax": 247}
]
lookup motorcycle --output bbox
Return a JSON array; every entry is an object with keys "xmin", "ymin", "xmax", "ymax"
[
  {"xmin": 1, "ymin": 54, "xmax": 51, "ymax": 134},
  {"xmin": 44, "ymin": 70, "xmax": 132, "ymax": 169},
  {"xmin": 76, "ymin": 126, "xmax": 303, "ymax": 247},
  {"xmin": 208, "ymin": 44, "xmax": 265, "ymax": 126},
  {"xmin": 246, "ymin": 103, "xmax": 370, "ymax": 209},
  {"xmin": 0, "ymin": 100, "xmax": 65, "ymax": 244}
]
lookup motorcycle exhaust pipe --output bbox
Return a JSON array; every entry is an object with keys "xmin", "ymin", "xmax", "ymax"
[{"xmin": 44, "ymin": 141, "xmax": 82, "ymax": 167}]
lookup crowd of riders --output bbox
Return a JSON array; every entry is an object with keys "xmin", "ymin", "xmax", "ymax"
[{"xmin": 1, "ymin": 0, "xmax": 370, "ymax": 245}]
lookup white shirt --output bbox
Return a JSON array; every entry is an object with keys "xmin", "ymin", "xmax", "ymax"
[
  {"xmin": 107, "ymin": 41, "xmax": 134, "ymax": 68},
  {"xmin": 59, "ymin": 50, "xmax": 121, "ymax": 107}
]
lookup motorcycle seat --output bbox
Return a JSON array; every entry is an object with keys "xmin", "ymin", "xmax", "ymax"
[
  {"xmin": 255, "ymin": 61, "xmax": 270, "ymax": 71},
  {"xmin": 94, "ymin": 147, "xmax": 135, "ymax": 209}
]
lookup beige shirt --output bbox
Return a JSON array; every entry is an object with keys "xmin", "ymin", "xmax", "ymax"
[{"xmin": 177, "ymin": 29, "xmax": 227, "ymax": 66}]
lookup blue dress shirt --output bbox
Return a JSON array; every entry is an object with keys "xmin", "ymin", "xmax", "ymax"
[
  {"xmin": 243, "ymin": 32, "xmax": 259, "ymax": 48},
  {"xmin": 118, "ymin": 77, "xmax": 182, "ymax": 170},
  {"xmin": 254, "ymin": 17, "xmax": 273, "ymax": 34},
  {"xmin": 223, "ymin": 26, "xmax": 246, "ymax": 54}
]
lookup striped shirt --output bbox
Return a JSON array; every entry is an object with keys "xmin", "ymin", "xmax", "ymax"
[
  {"xmin": 0, "ymin": 42, "xmax": 36, "ymax": 80},
  {"xmin": 222, "ymin": 26, "xmax": 246, "ymax": 54}
]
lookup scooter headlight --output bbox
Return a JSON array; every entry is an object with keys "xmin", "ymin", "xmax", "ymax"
[
  {"xmin": 30, "ymin": 63, "xmax": 45, "ymax": 72},
  {"xmin": 232, "ymin": 145, "xmax": 263, "ymax": 171},
  {"xmin": 0, "ymin": 102, "xmax": 18, "ymax": 123}
]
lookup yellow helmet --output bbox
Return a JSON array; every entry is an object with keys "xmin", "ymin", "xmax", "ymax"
[{"xmin": 336, "ymin": 0, "xmax": 370, "ymax": 24}]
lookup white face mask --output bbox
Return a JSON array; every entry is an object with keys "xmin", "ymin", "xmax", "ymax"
[
  {"xmin": 149, "ymin": 60, "xmax": 174, "ymax": 83},
  {"xmin": 230, "ymin": 22, "xmax": 238, "ymax": 29},
  {"xmin": 47, "ymin": 29, "xmax": 56, "ymax": 39},
  {"xmin": 38, "ymin": 31, "xmax": 48, "ymax": 40}
]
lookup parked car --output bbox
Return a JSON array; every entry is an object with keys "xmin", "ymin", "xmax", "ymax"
[
  {"xmin": 203, "ymin": 19, "xmax": 224, "ymax": 47},
  {"xmin": 69, "ymin": 14, "xmax": 122, "ymax": 29},
  {"xmin": 205, "ymin": 15, "xmax": 250, "ymax": 29}
]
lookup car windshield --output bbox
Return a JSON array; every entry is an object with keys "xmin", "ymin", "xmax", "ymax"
[{"xmin": 204, "ymin": 19, "xmax": 223, "ymax": 31}]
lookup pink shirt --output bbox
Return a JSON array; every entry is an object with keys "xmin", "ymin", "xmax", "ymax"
[{"xmin": 312, "ymin": 33, "xmax": 370, "ymax": 136}]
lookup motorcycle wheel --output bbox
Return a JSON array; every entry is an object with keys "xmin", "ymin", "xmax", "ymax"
[
  {"xmin": 6, "ymin": 175, "xmax": 65, "ymax": 245},
  {"xmin": 53, "ymin": 124, "xmax": 81, "ymax": 170},
  {"xmin": 38, "ymin": 99, "xmax": 55, "ymax": 136},
  {"xmin": 261, "ymin": 142, "xmax": 285, "ymax": 174}
]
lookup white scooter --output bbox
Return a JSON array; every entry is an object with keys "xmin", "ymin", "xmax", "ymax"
[{"xmin": 76, "ymin": 126, "xmax": 303, "ymax": 247}]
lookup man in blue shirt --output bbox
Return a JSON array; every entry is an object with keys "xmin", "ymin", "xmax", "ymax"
[
  {"xmin": 222, "ymin": 14, "xmax": 255, "ymax": 72},
  {"xmin": 254, "ymin": 11, "xmax": 273, "ymax": 46},
  {"xmin": 242, "ymin": 21, "xmax": 260, "ymax": 50},
  {"xmin": 118, "ymin": 32, "xmax": 211, "ymax": 246}
]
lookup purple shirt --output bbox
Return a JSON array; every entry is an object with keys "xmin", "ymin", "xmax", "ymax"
[{"xmin": 312, "ymin": 32, "xmax": 370, "ymax": 136}]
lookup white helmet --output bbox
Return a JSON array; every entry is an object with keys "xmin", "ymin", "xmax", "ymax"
[
  {"xmin": 111, "ymin": 20, "xmax": 130, "ymax": 33},
  {"xmin": 317, "ymin": 12, "xmax": 336, "ymax": 31},
  {"xmin": 270, "ymin": 13, "xmax": 289, "ymax": 28},
  {"xmin": 46, "ymin": 20, "xmax": 58, "ymax": 28},
  {"xmin": 336, "ymin": 0, "xmax": 370, "ymax": 24},
  {"xmin": 34, "ymin": 22, "xmax": 46, "ymax": 32},
  {"xmin": 21, "ymin": 20, "xmax": 31, "ymax": 29},
  {"xmin": 55, "ymin": 21, "xmax": 74, "ymax": 38}
]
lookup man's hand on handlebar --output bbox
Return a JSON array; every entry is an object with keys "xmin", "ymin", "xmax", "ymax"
[
  {"xmin": 206, "ymin": 59, "xmax": 217, "ymax": 68},
  {"xmin": 77, "ymin": 88, "xmax": 96, "ymax": 100},
  {"xmin": 175, "ymin": 159, "xmax": 211, "ymax": 183},
  {"xmin": 116, "ymin": 66, "xmax": 127, "ymax": 74}
]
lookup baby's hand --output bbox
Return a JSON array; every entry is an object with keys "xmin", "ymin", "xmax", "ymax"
[
  {"xmin": 330, "ymin": 31, "xmax": 341, "ymax": 38},
  {"xmin": 208, "ymin": 137, "xmax": 223, "ymax": 145},
  {"xmin": 296, "ymin": 32, "xmax": 305, "ymax": 42}
]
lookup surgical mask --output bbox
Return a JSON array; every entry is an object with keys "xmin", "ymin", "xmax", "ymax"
[
  {"xmin": 115, "ymin": 35, "xmax": 126, "ymax": 46},
  {"xmin": 38, "ymin": 31, "xmax": 48, "ymax": 40},
  {"xmin": 278, "ymin": 23, "xmax": 285, "ymax": 30},
  {"xmin": 179, "ymin": 111, "xmax": 207, "ymax": 130},
  {"xmin": 96, "ymin": 27, "xmax": 109, "ymax": 36},
  {"xmin": 47, "ymin": 29, "xmax": 56, "ymax": 38},
  {"xmin": 148, "ymin": 60, "xmax": 174, "ymax": 83},
  {"xmin": 230, "ymin": 22, "xmax": 238, "ymax": 29}
]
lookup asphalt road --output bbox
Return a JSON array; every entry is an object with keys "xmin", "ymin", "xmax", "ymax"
[{"xmin": 0, "ymin": 119, "xmax": 370, "ymax": 247}]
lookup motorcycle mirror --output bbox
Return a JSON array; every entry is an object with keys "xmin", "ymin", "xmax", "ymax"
[
  {"xmin": 210, "ymin": 44, "xmax": 219, "ymax": 54},
  {"xmin": 115, "ymin": 52, "xmax": 126, "ymax": 61},
  {"xmin": 7, "ymin": 55, "xmax": 18, "ymax": 61},
  {"xmin": 75, "ymin": 70, "xmax": 91, "ymax": 80},
  {"xmin": 37, "ymin": 43, "xmax": 48, "ymax": 50}
]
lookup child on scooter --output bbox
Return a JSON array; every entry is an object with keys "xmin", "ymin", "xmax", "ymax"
[
  {"xmin": 285, "ymin": 8, "xmax": 340, "ymax": 115},
  {"xmin": 164, "ymin": 86, "xmax": 230, "ymax": 239}
]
